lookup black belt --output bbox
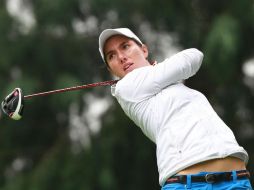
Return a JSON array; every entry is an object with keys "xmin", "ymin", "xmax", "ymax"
[{"xmin": 165, "ymin": 170, "xmax": 250, "ymax": 184}]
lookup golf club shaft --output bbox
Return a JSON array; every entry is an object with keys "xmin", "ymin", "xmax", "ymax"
[{"xmin": 24, "ymin": 80, "xmax": 118, "ymax": 99}]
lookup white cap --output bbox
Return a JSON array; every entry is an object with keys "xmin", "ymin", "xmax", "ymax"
[{"xmin": 98, "ymin": 28, "xmax": 142, "ymax": 62}]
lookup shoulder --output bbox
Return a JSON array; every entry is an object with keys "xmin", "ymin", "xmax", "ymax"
[
  {"xmin": 113, "ymin": 66, "xmax": 154, "ymax": 101},
  {"xmin": 117, "ymin": 65, "xmax": 153, "ymax": 87}
]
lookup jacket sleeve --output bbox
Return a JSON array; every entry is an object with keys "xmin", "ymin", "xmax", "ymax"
[
  {"xmin": 153, "ymin": 48, "xmax": 203, "ymax": 89},
  {"xmin": 114, "ymin": 48, "xmax": 204, "ymax": 102}
]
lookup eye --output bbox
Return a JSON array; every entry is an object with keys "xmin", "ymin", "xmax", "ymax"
[
  {"xmin": 107, "ymin": 53, "xmax": 115, "ymax": 61},
  {"xmin": 122, "ymin": 43, "xmax": 130, "ymax": 49}
]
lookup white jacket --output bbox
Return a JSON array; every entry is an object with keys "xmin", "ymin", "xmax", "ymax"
[{"xmin": 111, "ymin": 48, "xmax": 248, "ymax": 186}]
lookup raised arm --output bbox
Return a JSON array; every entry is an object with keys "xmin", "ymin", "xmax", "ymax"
[
  {"xmin": 153, "ymin": 48, "xmax": 203, "ymax": 89},
  {"xmin": 115, "ymin": 48, "xmax": 204, "ymax": 102}
]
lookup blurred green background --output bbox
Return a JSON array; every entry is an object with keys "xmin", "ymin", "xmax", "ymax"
[{"xmin": 0, "ymin": 0, "xmax": 254, "ymax": 189}]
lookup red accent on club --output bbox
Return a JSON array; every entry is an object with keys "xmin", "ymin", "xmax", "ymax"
[
  {"xmin": 24, "ymin": 80, "xmax": 118, "ymax": 99},
  {"xmin": 14, "ymin": 90, "xmax": 19, "ymax": 96}
]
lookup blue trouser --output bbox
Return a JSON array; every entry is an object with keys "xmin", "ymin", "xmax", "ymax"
[{"xmin": 162, "ymin": 171, "xmax": 253, "ymax": 190}]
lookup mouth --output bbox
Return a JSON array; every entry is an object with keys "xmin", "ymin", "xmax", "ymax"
[{"xmin": 123, "ymin": 63, "xmax": 134, "ymax": 72}]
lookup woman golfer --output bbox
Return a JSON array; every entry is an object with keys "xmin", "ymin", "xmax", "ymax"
[{"xmin": 98, "ymin": 28, "xmax": 252, "ymax": 189}]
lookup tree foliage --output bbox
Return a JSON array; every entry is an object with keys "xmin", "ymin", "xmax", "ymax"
[{"xmin": 0, "ymin": 0, "xmax": 253, "ymax": 189}]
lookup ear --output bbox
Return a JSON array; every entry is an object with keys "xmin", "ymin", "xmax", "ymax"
[{"xmin": 141, "ymin": 44, "xmax": 149, "ymax": 59}]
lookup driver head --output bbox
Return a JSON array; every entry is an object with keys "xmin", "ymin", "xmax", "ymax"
[{"xmin": 1, "ymin": 88, "xmax": 24, "ymax": 120}]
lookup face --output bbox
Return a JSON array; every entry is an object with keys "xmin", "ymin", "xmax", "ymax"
[{"xmin": 104, "ymin": 35, "xmax": 151, "ymax": 78}]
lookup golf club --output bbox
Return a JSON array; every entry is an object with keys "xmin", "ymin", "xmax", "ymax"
[{"xmin": 1, "ymin": 79, "xmax": 118, "ymax": 120}]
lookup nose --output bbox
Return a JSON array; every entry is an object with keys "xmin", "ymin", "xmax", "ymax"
[{"xmin": 118, "ymin": 52, "xmax": 127, "ymax": 64}]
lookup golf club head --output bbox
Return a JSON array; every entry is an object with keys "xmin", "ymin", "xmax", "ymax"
[{"xmin": 1, "ymin": 88, "xmax": 24, "ymax": 120}]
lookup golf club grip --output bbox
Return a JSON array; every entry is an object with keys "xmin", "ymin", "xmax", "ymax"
[{"xmin": 24, "ymin": 80, "xmax": 118, "ymax": 99}]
